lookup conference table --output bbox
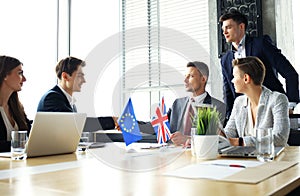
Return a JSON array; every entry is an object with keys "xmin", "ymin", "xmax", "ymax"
[{"xmin": 0, "ymin": 143, "xmax": 299, "ymax": 195}]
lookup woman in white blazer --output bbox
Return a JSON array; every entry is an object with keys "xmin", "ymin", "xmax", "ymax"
[{"xmin": 224, "ymin": 56, "xmax": 290, "ymax": 147}]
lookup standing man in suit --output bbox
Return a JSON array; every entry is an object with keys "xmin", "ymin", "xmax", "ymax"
[
  {"xmin": 169, "ymin": 61, "xmax": 226, "ymax": 146},
  {"xmin": 219, "ymin": 10, "xmax": 299, "ymax": 123},
  {"xmin": 37, "ymin": 57, "xmax": 86, "ymax": 112}
]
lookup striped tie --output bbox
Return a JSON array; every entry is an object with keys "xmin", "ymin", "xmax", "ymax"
[{"xmin": 184, "ymin": 98, "xmax": 195, "ymax": 135}]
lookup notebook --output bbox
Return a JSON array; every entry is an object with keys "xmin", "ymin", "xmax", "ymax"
[
  {"xmin": 218, "ymin": 145, "xmax": 284, "ymax": 158},
  {"xmin": 23, "ymin": 112, "xmax": 87, "ymax": 157}
]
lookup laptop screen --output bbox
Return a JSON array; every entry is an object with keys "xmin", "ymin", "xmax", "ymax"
[{"xmin": 26, "ymin": 112, "xmax": 87, "ymax": 157}]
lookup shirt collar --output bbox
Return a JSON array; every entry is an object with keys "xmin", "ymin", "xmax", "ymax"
[
  {"xmin": 239, "ymin": 35, "xmax": 246, "ymax": 47},
  {"xmin": 192, "ymin": 92, "xmax": 207, "ymax": 104},
  {"xmin": 57, "ymin": 84, "xmax": 76, "ymax": 105},
  {"xmin": 231, "ymin": 35, "xmax": 246, "ymax": 50}
]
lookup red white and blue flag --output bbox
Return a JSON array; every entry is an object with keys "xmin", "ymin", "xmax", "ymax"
[{"xmin": 151, "ymin": 97, "xmax": 171, "ymax": 144}]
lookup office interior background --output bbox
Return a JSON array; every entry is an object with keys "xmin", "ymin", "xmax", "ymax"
[{"xmin": 1, "ymin": 0, "xmax": 299, "ymax": 121}]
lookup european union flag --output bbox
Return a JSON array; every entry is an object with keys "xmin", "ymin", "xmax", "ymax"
[{"xmin": 118, "ymin": 98, "xmax": 142, "ymax": 146}]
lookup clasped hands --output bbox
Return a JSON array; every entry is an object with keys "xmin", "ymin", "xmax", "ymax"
[{"xmin": 170, "ymin": 128, "xmax": 240, "ymax": 147}]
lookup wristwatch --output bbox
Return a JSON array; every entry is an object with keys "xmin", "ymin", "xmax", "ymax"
[{"xmin": 238, "ymin": 137, "xmax": 243, "ymax": 146}]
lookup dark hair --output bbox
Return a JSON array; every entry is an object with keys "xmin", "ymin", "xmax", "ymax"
[
  {"xmin": 0, "ymin": 56, "xmax": 22, "ymax": 86},
  {"xmin": 232, "ymin": 56, "xmax": 265, "ymax": 85},
  {"xmin": 219, "ymin": 9, "xmax": 248, "ymax": 30},
  {"xmin": 56, "ymin": 56, "xmax": 86, "ymax": 79},
  {"xmin": 0, "ymin": 55, "xmax": 29, "ymax": 130}
]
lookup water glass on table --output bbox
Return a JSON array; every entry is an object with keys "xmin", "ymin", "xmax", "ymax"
[
  {"xmin": 256, "ymin": 128, "xmax": 274, "ymax": 162},
  {"xmin": 11, "ymin": 130, "xmax": 28, "ymax": 160},
  {"xmin": 78, "ymin": 132, "xmax": 90, "ymax": 151},
  {"xmin": 190, "ymin": 127, "xmax": 196, "ymax": 156}
]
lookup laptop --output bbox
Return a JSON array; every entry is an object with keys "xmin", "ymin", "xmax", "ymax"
[
  {"xmin": 25, "ymin": 112, "xmax": 87, "ymax": 157},
  {"xmin": 217, "ymin": 135, "xmax": 284, "ymax": 158},
  {"xmin": 219, "ymin": 145, "xmax": 284, "ymax": 158}
]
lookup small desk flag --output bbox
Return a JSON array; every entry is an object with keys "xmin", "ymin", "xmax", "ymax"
[
  {"xmin": 118, "ymin": 98, "xmax": 142, "ymax": 146},
  {"xmin": 151, "ymin": 97, "xmax": 171, "ymax": 144}
]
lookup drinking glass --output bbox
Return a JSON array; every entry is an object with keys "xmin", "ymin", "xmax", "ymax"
[
  {"xmin": 78, "ymin": 132, "xmax": 90, "ymax": 151},
  {"xmin": 190, "ymin": 127, "xmax": 196, "ymax": 156},
  {"xmin": 256, "ymin": 128, "xmax": 274, "ymax": 162},
  {"xmin": 11, "ymin": 130, "xmax": 27, "ymax": 160}
]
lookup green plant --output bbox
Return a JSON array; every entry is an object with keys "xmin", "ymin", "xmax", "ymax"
[{"xmin": 192, "ymin": 105, "xmax": 221, "ymax": 135}]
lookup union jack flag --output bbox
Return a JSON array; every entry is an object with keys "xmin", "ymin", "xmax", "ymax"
[{"xmin": 151, "ymin": 97, "xmax": 171, "ymax": 144}]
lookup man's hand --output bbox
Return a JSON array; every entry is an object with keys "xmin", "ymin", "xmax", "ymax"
[
  {"xmin": 170, "ymin": 132, "xmax": 188, "ymax": 146},
  {"xmin": 112, "ymin": 116, "xmax": 121, "ymax": 131}
]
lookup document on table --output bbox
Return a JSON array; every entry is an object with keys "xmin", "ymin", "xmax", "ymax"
[
  {"xmin": 163, "ymin": 160, "xmax": 298, "ymax": 184},
  {"xmin": 164, "ymin": 160, "xmax": 262, "ymax": 180},
  {"xmin": 124, "ymin": 143, "xmax": 185, "ymax": 157}
]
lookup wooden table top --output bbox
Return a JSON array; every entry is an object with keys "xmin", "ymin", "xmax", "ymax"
[{"xmin": 0, "ymin": 143, "xmax": 299, "ymax": 196}]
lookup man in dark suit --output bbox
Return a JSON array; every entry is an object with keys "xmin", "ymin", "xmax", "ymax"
[
  {"xmin": 219, "ymin": 10, "xmax": 299, "ymax": 123},
  {"xmin": 169, "ymin": 61, "xmax": 226, "ymax": 145},
  {"xmin": 37, "ymin": 57, "xmax": 86, "ymax": 112}
]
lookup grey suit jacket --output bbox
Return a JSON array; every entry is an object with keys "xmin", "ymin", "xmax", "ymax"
[
  {"xmin": 224, "ymin": 86, "xmax": 290, "ymax": 147},
  {"xmin": 167, "ymin": 93, "xmax": 226, "ymax": 134}
]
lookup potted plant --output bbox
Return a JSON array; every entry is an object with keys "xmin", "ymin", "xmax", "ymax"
[
  {"xmin": 192, "ymin": 104, "xmax": 221, "ymax": 135},
  {"xmin": 190, "ymin": 104, "xmax": 221, "ymax": 159}
]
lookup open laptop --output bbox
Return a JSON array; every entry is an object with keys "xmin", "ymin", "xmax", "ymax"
[
  {"xmin": 218, "ymin": 145, "xmax": 284, "ymax": 158},
  {"xmin": 25, "ymin": 112, "xmax": 87, "ymax": 157}
]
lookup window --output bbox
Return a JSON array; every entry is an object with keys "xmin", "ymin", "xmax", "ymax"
[
  {"xmin": 293, "ymin": 0, "xmax": 300, "ymax": 76},
  {"xmin": 0, "ymin": 0, "xmax": 57, "ymax": 119},
  {"xmin": 121, "ymin": 0, "xmax": 210, "ymax": 121},
  {"xmin": 70, "ymin": 0, "xmax": 120, "ymax": 117}
]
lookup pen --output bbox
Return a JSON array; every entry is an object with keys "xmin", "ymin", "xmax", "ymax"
[{"xmin": 212, "ymin": 163, "xmax": 246, "ymax": 168}]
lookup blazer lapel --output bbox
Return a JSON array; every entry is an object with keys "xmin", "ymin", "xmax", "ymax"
[
  {"xmin": 54, "ymin": 85, "xmax": 72, "ymax": 109},
  {"xmin": 256, "ymin": 87, "xmax": 269, "ymax": 128},
  {"xmin": 175, "ymin": 97, "xmax": 189, "ymax": 131},
  {"xmin": 203, "ymin": 93, "xmax": 212, "ymax": 104},
  {"xmin": 245, "ymin": 35, "xmax": 253, "ymax": 56},
  {"xmin": 239, "ymin": 98, "xmax": 248, "ymax": 136}
]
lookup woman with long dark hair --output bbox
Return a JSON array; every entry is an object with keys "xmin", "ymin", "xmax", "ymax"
[{"xmin": 0, "ymin": 55, "xmax": 31, "ymax": 152}]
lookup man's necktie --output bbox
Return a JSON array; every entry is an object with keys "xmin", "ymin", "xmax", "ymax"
[
  {"xmin": 72, "ymin": 104, "xmax": 77, "ymax": 113},
  {"xmin": 184, "ymin": 98, "xmax": 195, "ymax": 135}
]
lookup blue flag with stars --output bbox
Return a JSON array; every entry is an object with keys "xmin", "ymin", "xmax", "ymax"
[{"xmin": 118, "ymin": 98, "xmax": 142, "ymax": 146}]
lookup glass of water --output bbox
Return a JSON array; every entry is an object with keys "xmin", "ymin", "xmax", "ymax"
[
  {"xmin": 190, "ymin": 127, "xmax": 196, "ymax": 156},
  {"xmin": 11, "ymin": 130, "xmax": 28, "ymax": 160},
  {"xmin": 256, "ymin": 128, "xmax": 274, "ymax": 162},
  {"xmin": 78, "ymin": 132, "xmax": 90, "ymax": 151}
]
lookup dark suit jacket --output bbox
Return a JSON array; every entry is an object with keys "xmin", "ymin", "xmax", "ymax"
[
  {"xmin": 0, "ymin": 115, "xmax": 32, "ymax": 152},
  {"xmin": 167, "ymin": 93, "xmax": 226, "ymax": 133},
  {"xmin": 221, "ymin": 35, "xmax": 299, "ymax": 120},
  {"xmin": 37, "ymin": 85, "xmax": 73, "ymax": 112}
]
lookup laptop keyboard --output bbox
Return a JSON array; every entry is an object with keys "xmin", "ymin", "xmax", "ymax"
[{"xmin": 222, "ymin": 146, "xmax": 257, "ymax": 156}]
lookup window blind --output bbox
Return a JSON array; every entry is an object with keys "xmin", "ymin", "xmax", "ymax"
[{"xmin": 122, "ymin": 0, "xmax": 209, "ymax": 120}]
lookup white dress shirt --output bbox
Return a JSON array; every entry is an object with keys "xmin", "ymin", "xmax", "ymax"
[
  {"xmin": 57, "ymin": 85, "xmax": 77, "ymax": 108},
  {"xmin": 234, "ymin": 35, "xmax": 246, "ymax": 59},
  {"xmin": 0, "ymin": 107, "xmax": 18, "ymax": 140}
]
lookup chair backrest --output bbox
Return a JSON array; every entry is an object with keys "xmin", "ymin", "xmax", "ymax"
[{"xmin": 288, "ymin": 114, "xmax": 300, "ymax": 146}]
